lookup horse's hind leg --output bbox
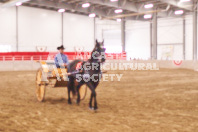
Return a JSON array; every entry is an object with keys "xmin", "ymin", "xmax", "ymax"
[
  {"xmin": 67, "ymin": 87, "xmax": 72, "ymax": 104},
  {"xmin": 76, "ymin": 83, "xmax": 83, "ymax": 105},
  {"xmin": 67, "ymin": 76, "xmax": 74, "ymax": 104}
]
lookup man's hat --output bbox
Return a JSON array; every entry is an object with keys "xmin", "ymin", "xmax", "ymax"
[{"xmin": 57, "ymin": 45, "xmax": 65, "ymax": 50}]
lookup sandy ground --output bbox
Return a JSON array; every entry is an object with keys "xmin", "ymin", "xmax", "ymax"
[{"xmin": 0, "ymin": 69, "xmax": 198, "ymax": 132}]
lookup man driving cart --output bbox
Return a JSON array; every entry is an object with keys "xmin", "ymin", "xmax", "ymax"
[{"xmin": 54, "ymin": 45, "xmax": 69, "ymax": 68}]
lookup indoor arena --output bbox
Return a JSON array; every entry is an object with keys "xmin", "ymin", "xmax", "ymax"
[{"xmin": 0, "ymin": 0, "xmax": 198, "ymax": 132}]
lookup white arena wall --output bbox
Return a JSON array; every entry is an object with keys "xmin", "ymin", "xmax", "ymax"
[
  {"xmin": 18, "ymin": 6, "xmax": 62, "ymax": 52},
  {"xmin": 0, "ymin": 7, "xmax": 16, "ymax": 52},
  {"xmin": 185, "ymin": 15, "xmax": 193, "ymax": 60},
  {"xmin": 63, "ymin": 13, "xmax": 94, "ymax": 52},
  {"xmin": 126, "ymin": 21, "xmax": 150, "ymax": 60},
  {"xmin": 0, "ymin": 6, "xmax": 196, "ymax": 60},
  {"xmin": 0, "ymin": 6, "xmax": 95, "ymax": 52},
  {"xmin": 157, "ymin": 18, "xmax": 183, "ymax": 60},
  {"xmin": 95, "ymin": 18, "xmax": 121, "ymax": 53},
  {"xmin": 125, "ymin": 16, "xmax": 195, "ymax": 60}
]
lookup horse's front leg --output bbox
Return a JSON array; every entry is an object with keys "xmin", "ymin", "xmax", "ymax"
[
  {"xmin": 93, "ymin": 82, "xmax": 99, "ymax": 110},
  {"xmin": 93, "ymin": 91, "xmax": 98, "ymax": 110},
  {"xmin": 89, "ymin": 93, "xmax": 93, "ymax": 109},
  {"xmin": 89, "ymin": 89, "xmax": 97, "ymax": 110},
  {"xmin": 87, "ymin": 82, "xmax": 97, "ymax": 110}
]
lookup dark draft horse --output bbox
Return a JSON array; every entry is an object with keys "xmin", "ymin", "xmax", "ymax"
[{"xmin": 67, "ymin": 40, "xmax": 106, "ymax": 110}]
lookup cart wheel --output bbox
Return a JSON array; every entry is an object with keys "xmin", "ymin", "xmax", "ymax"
[
  {"xmin": 36, "ymin": 84, "xmax": 46, "ymax": 102},
  {"xmin": 79, "ymin": 84, "xmax": 87, "ymax": 100},
  {"xmin": 36, "ymin": 69, "xmax": 46, "ymax": 102}
]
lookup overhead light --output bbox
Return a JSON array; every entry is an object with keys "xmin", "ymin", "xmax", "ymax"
[
  {"xmin": 82, "ymin": 3, "xmax": 90, "ymax": 8},
  {"xmin": 89, "ymin": 13, "xmax": 96, "ymax": 18},
  {"xmin": 144, "ymin": 14, "xmax": 152, "ymax": 19},
  {"xmin": 144, "ymin": 4, "xmax": 153, "ymax": 9},
  {"xmin": 71, "ymin": 9, "xmax": 76, "ymax": 12},
  {"xmin": 110, "ymin": 0, "xmax": 118, "ymax": 2},
  {"xmin": 58, "ymin": 9, "xmax": 65, "ymax": 13},
  {"xmin": 116, "ymin": 19, "xmax": 122, "ymax": 22},
  {"xmin": 175, "ymin": 10, "xmax": 184, "ymax": 15},
  {"xmin": 16, "ymin": 2, "xmax": 22, "ymax": 6},
  {"xmin": 115, "ymin": 9, "xmax": 123, "ymax": 14}
]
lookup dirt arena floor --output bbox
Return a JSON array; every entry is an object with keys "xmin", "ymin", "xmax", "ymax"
[{"xmin": 0, "ymin": 69, "xmax": 198, "ymax": 132}]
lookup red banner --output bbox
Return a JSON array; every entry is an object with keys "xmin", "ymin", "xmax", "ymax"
[{"xmin": 0, "ymin": 52, "xmax": 127, "ymax": 61}]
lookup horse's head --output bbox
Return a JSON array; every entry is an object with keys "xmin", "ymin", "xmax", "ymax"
[{"xmin": 91, "ymin": 39, "xmax": 106, "ymax": 63}]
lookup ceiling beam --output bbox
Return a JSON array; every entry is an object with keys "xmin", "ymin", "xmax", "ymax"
[
  {"xmin": 26, "ymin": 0, "xmax": 184, "ymax": 21},
  {"xmin": 1, "ymin": 0, "xmax": 30, "ymax": 7},
  {"xmin": 71, "ymin": 0, "xmax": 171, "ymax": 18},
  {"xmin": 159, "ymin": 0, "xmax": 193, "ymax": 11},
  {"xmin": 71, "ymin": 0, "xmax": 138, "ymax": 12},
  {"xmin": 27, "ymin": 0, "xmax": 110, "ymax": 17}
]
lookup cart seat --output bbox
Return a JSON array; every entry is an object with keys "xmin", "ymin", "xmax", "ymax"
[{"xmin": 39, "ymin": 61, "xmax": 68, "ymax": 79}]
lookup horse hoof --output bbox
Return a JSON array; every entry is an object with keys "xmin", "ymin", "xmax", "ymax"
[
  {"xmin": 89, "ymin": 107, "xmax": 98, "ymax": 112},
  {"xmin": 89, "ymin": 107, "xmax": 94, "ymax": 110},
  {"xmin": 76, "ymin": 100, "xmax": 80, "ymax": 105},
  {"xmin": 94, "ymin": 107, "xmax": 98, "ymax": 111},
  {"xmin": 68, "ymin": 101, "xmax": 72, "ymax": 105}
]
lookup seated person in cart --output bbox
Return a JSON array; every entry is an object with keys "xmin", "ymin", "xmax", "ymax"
[{"xmin": 54, "ymin": 45, "xmax": 69, "ymax": 68}]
